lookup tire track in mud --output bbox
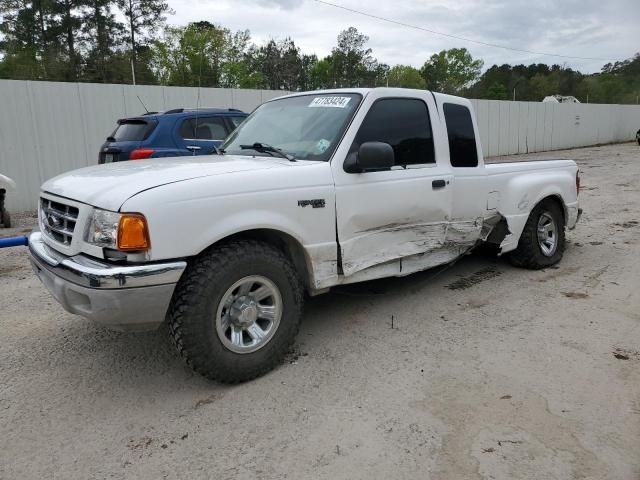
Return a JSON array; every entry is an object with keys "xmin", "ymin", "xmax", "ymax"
[{"xmin": 445, "ymin": 267, "xmax": 502, "ymax": 291}]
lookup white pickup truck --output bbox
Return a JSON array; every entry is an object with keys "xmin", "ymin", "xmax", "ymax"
[{"xmin": 29, "ymin": 88, "xmax": 581, "ymax": 382}]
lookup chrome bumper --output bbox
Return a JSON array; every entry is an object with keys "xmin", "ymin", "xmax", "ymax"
[{"xmin": 28, "ymin": 232, "xmax": 187, "ymax": 331}]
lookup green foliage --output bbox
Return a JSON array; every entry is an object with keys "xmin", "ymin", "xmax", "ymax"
[
  {"xmin": 486, "ymin": 82, "xmax": 508, "ymax": 100},
  {"xmin": 151, "ymin": 22, "xmax": 228, "ymax": 87},
  {"xmin": 387, "ymin": 65, "xmax": 426, "ymax": 89},
  {"xmin": 248, "ymin": 38, "xmax": 305, "ymax": 91},
  {"xmin": 0, "ymin": 4, "xmax": 637, "ymax": 105},
  {"xmin": 328, "ymin": 26, "xmax": 377, "ymax": 87},
  {"xmin": 116, "ymin": 0, "xmax": 172, "ymax": 80},
  {"xmin": 466, "ymin": 55, "xmax": 640, "ymax": 103},
  {"xmin": 420, "ymin": 48, "xmax": 483, "ymax": 94}
]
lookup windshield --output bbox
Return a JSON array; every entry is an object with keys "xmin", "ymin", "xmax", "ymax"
[{"xmin": 220, "ymin": 93, "xmax": 362, "ymax": 161}]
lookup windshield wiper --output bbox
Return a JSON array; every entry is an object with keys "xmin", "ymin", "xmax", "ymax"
[{"xmin": 239, "ymin": 142, "xmax": 296, "ymax": 162}]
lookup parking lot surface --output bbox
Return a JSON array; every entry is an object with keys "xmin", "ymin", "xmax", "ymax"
[{"xmin": 1, "ymin": 142, "xmax": 639, "ymax": 479}]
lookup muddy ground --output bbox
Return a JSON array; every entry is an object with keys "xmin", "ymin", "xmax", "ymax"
[{"xmin": 1, "ymin": 142, "xmax": 639, "ymax": 479}]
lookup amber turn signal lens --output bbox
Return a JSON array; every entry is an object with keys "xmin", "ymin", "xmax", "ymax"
[{"xmin": 117, "ymin": 214, "xmax": 150, "ymax": 251}]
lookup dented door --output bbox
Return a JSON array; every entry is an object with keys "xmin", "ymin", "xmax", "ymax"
[{"xmin": 332, "ymin": 93, "xmax": 453, "ymax": 277}]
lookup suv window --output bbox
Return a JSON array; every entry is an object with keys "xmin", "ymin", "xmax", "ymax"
[
  {"xmin": 180, "ymin": 117, "xmax": 228, "ymax": 140},
  {"xmin": 229, "ymin": 116, "xmax": 246, "ymax": 128},
  {"xmin": 443, "ymin": 103, "xmax": 478, "ymax": 167},
  {"xmin": 112, "ymin": 120, "xmax": 156, "ymax": 141},
  {"xmin": 353, "ymin": 98, "xmax": 435, "ymax": 166}
]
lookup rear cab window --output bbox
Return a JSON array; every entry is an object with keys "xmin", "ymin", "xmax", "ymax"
[
  {"xmin": 352, "ymin": 98, "xmax": 435, "ymax": 167},
  {"xmin": 443, "ymin": 103, "xmax": 478, "ymax": 167},
  {"xmin": 111, "ymin": 119, "xmax": 156, "ymax": 142}
]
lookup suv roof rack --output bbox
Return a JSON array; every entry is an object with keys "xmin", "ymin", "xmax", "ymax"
[{"xmin": 155, "ymin": 107, "xmax": 245, "ymax": 116}]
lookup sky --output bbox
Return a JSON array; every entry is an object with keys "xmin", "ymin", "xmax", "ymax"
[{"xmin": 167, "ymin": 0, "xmax": 640, "ymax": 73}]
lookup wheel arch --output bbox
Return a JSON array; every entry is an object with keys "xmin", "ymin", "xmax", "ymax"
[
  {"xmin": 199, "ymin": 228, "xmax": 314, "ymax": 292},
  {"xmin": 499, "ymin": 193, "xmax": 568, "ymax": 254},
  {"xmin": 538, "ymin": 194, "xmax": 567, "ymax": 224}
]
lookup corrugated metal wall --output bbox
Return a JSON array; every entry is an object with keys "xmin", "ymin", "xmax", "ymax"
[
  {"xmin": 0, "ymin": 80, "xmax": 289, "ymax": 211},
  {"xmin": 1, "ymin": 80, "xmax": 639, "ymax": 212},
  {"xmin": 470, "ymin": 99, "xmax": 640, "ymax": 157}
]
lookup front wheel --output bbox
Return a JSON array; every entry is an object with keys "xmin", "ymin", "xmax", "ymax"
[
  {"xmin": 508, "ymin": 199, "xmax": 565, "ymax": 269},
  {"xmin": 168, "ymin": 240, "xmax": 303, "ymax": 383},
  {"xmin": 1, "ymin": 209, "xmax": 10, "ymax": 228}
]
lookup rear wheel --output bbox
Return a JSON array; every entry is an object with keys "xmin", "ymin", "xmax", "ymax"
[
  {"xmin": 509, "ymin": 199, "xmax": 565, "ymax": 269},
  {"xmin": 168, "ymin": 240, "xmax": 303, "ymax": 383}
]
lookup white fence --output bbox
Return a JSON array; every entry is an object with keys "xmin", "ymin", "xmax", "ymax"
[
  {"xmin": 1, "ymin": 79, "xmax": 639, "ymax": 212},
  {"xmin": 470, "ymin": 99, "xmax": 640, "ymax": 158}
]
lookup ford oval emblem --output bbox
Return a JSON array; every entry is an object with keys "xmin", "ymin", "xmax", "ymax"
[{"xmin": 47, "ymin": 214, "xmax": 61, "ymax": 228}]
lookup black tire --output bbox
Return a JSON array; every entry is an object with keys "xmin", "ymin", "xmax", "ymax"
[
  {"xmin": 168, "ymin": 240, "xmax": 303, "ymax": 383},
  {"xmin": 508, "ymin": 199, "xmax": 565, "ymax": 269},
  {"xmin": 1, "ymin": 209, "xmax": 9, "ymax": 228}
]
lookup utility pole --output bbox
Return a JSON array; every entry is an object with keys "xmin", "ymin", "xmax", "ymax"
[
  {"xmin": 513, "ymin": 87, "xmax": 516, "ymax": 101},
  {"xmin": 131, "ymin": 59, "xmax": 136, "ymax": 86}
]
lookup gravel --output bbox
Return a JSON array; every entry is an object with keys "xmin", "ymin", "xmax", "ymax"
[{"xmin": 1, "ymin": 142, "xmax": 639, "ymax": 479}]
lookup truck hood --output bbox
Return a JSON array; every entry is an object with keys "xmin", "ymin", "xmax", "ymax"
[{"xmin": 42, "ymin": 155, "xmax": 301, "ymax": 211}]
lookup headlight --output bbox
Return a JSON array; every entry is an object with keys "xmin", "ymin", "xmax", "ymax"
[{"xmin": 86, "ymin": 209, "xmax": 150, "ymax": 251}]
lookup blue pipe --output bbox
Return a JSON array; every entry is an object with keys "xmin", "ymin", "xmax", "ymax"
[{"xmin": 0, "ymin": 235, "xmax": 29, "ymax": 248}]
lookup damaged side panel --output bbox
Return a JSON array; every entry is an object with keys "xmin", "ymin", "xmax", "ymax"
[
  {"xmin": 333, "ymin": 213, "xmax": 513, "ymax": 286},
  {"xmin": 337, "ymin": 217, "xmax": 492, "ymax": 285},
  {"xmin": 340, "ymin": 221, "xmax": 447, "ymax": 276}
]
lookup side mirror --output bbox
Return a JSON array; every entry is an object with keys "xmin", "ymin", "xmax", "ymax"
[{"xmin": 344, "ymin": 141, "xmax": 394, "ymax": 173}]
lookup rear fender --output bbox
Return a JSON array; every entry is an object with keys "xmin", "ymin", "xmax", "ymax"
[{"xmin": 497, "ymin": 171, "xmax": 576, "ymax": 253}]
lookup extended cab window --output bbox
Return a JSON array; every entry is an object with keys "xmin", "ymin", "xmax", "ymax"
[
  {"xmin": 443, "ymin": 103, "xmax": 478, "ymax": 167},
  {"xmin": 353, "ymin": 98, "xmax": 435, "ymax": 166},
  {"xmin": 180, "ymin": 117, "xmax": 228, "ymax": 140}
]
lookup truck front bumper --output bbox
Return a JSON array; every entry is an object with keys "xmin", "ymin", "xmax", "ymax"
[{"xmin": 28, "ymin": 232, "xmax": 187, "ymax": 331}]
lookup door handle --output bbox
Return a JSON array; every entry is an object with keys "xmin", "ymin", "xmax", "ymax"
[
  {"xmin": 432, "ymin": 179, "xmax": 446, "ymax": 189},
  {"xmin": 186, "ymin": 145, "xmax": 202, "ymax": 151}
]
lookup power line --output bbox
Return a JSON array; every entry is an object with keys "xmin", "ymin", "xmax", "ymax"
[{"xmin": 312, "ymin": 0, "xmax": 623, "ymax": 62}]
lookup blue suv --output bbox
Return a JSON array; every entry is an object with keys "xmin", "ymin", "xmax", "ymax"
[{"xmin": 99, "ymin": 108, "xmax": 248, "ymax": 163}]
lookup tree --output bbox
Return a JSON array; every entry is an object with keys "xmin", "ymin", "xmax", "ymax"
[
  {"xmin": 309, "ymin": 57, "xmax": 333, "ymax": 89},
  {"xmin": 0, "ymin": 1, "xmax": 37, "ymax": 78},
  {"xmin": 117, "ymin": 0, "xmax": 172, "ymax": 82},
  {"xmin": 220, "ymin": 29, "xmax": 260, "ymax": 88},
  {"xmin": 387, "ymin": 65, "xmax": 426, "ymax": 89},
  {"xmin": 81, "ymin": 0, "xmax": 126, "ymax": 83},
  {"xmin": 57, "ymin": 0, "xmax": 82, "ymax": 80},
  {"xmin": 151, "ymin": 22, "xmax": 259, "ymax": 88},
  {"xmin": 0, "ymin": 0, "xmax": 62, "ymax": 79},
  {"xmin": 329, "ymin": 27, "xmax": 378, "ymax": 87},
  {"xmin": 485, "ymin": 82, "xmax": 508, "ymax": 99},
  {"xmin": 420, "ymin": 48, "xmax": 483, "ymax": 94},
  {"xmin": 249, "ymin": 38, "xmax": 304, "ymax": 91}
]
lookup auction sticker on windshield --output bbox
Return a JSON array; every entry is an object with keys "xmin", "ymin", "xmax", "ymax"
[{"xmin": 309, "ymin": 96, "xmax": 351, "ymax": 108}]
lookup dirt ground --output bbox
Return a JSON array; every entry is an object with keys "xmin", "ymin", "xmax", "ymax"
[{"xmin": 1, "ymin": 142, "xmax": 639, "ymax": 480}]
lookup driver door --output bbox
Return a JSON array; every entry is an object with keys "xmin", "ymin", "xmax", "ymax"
[{"xmin": 332, "ymin": 92, "xmax": 453, "ymax": 277}]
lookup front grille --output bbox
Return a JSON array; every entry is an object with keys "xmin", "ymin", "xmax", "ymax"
[{"xmin": 40, "ymin": 197, "xmax": 79, "ymax": 246}]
